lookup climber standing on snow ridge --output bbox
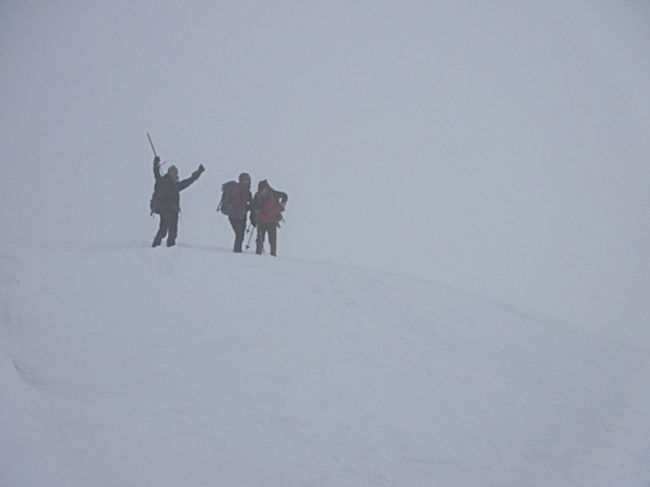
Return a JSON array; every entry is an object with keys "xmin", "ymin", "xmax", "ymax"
[
  {"xmin": 150, "ymin": 156, "xmax": 204, "ymax": 247},
  {"xmin": 218, "ymin": 172, "xmax": 253, "ymax": 253},
  {"xmin": 251, "ymin": 179, "xmax": 288, "ymax": 256}
]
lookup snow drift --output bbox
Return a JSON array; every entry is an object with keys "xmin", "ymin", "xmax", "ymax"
[{"xmin": 1, "ymin": 242, "xmax": 649, "ymax": 486}]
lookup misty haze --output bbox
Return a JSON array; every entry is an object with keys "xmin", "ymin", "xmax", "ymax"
[{"xmin": 1, "ymin": 1, "xmax": 649, "ymax": 486}]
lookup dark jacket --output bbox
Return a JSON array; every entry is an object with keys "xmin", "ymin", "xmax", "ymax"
[
  {"xmin": 153, "ymin": 161, "xmax": 202, "ymax": 214},
  {"xmin": 252, "ymin": 180, "xmax": 288, "ymax": 225}
]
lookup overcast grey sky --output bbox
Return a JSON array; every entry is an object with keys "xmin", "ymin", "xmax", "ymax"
[{"xmin": 1, "ymin": 0, "xmax": 649, "ymax": 348}]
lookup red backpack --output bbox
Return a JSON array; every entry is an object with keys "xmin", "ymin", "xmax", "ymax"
[{"xmin": 259, "ymin": 195, "xmax": 283, "ymax": 224}]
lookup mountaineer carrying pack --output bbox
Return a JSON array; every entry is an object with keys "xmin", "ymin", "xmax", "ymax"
[{"xmin": 220, "ymin": 173, "xmax": 253, "ymax": 253}]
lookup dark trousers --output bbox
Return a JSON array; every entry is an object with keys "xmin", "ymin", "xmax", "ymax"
[
  {"xmin": 229, "ymin": 217, "xmax": 246, "ymax": 253},
  {"xmin": 256, "ymin": 223, "xmax": 278, "ymax": 255},
  {"xmin": 256, "ymin": 223, "xmax": 277, "ymax": 245},
  {"xmin": 152, "ymin": 213, "xmax": 179, "ymax": 247}
]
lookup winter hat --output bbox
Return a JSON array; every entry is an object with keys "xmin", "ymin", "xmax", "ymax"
[{"xmin": 239, "ymin": 172, "xmax": 251, "ymax": 184}]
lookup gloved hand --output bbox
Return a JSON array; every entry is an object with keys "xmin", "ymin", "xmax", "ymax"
[
  {"xmin": 250, "ymin": 214, "xmax": 257, "ymax": 227},
  {"xmin": 154, "ymin": 156, "xmax": 160, "ymax": 166},
  {"xmin": 192, "ymin": 164, "xmax": 205, "ymax": 179}
]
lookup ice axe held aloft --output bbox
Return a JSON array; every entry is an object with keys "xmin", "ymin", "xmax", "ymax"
[
  {"xmin": 146, "ymin": 132, "xmax": 168, "ymax": 169},
  {"xmin": 146, "ymin": 132, "xmax": 158, "ymax": 158}
]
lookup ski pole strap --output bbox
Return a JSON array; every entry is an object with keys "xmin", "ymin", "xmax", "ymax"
[{"xmin": 245, "ymin": 227, "xmax": 255, "ymax": 249}]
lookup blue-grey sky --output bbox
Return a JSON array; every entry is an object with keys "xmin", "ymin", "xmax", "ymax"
[{"xmin": 1, "ymin": 0, "xmax": 649, "ymax": 347}]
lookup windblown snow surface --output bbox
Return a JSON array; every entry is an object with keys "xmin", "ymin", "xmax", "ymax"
[{"xmin": 1, "ymin": 242, "xmax": 649, "ymax": 487}]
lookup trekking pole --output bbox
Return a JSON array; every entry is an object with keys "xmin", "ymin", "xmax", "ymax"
[
  {"xmin": 146, "ymin": 132, "xmax": 158, "ymax": 157},
  {"xmin": 245, "ymin": 225, "xmax": 254, "ymax": 250}
]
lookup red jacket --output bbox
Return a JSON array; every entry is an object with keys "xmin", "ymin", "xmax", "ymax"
[{"xmin": 252, "ymin": 186, "xmax": 288, "ymax": 224}]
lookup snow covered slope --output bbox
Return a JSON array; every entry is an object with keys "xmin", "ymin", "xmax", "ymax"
[{"xmin": 1, "ymin": 243, "xmax": 649, "ymax": 486}]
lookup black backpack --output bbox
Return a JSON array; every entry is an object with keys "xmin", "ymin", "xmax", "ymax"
[
  {"xmin": 150, "ymin": 179, "xmax": 163, "ymax": 215},
  {"xmin": 217, "ymin": 181, "xmax": 238, "ymax": 215}
]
